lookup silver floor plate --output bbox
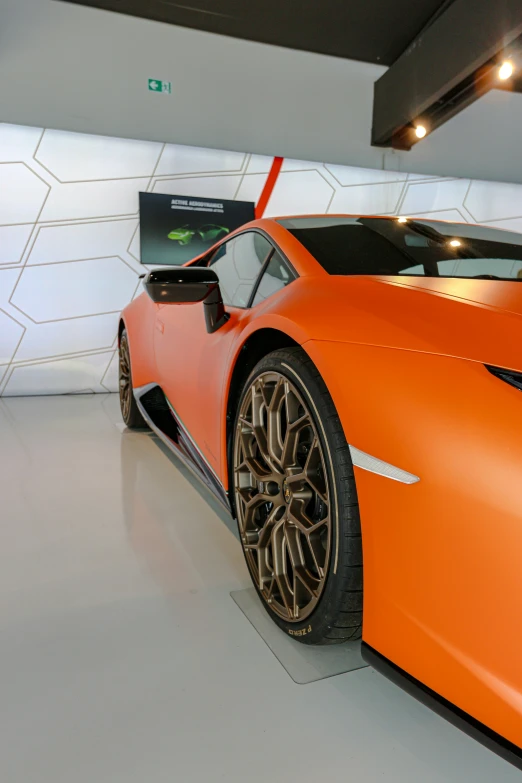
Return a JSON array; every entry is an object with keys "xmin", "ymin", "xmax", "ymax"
[{"xmin": 231, "ymin": 587, "xmax": 368, "ymax": 684}]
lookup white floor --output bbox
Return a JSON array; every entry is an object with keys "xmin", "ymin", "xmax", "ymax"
[{"xmin": 0, "ymin": 393, "xmax": 519, "ymax": 783}]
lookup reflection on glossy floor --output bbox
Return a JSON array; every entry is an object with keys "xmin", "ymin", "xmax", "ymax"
[{"xmin": 0, "ymin": 394, "xmax": 518, "ymax": 783}]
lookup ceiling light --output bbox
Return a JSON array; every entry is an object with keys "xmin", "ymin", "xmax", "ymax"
[
  {"xmin": 397, "ymin": 217, "xmax": 408, "ymax": 223},
  {"xmin": 449, "ymin": 239, "xmax": 461, "ymax": 247},
  {"xmin": 498, "ymin": 60, "xmax": 514, "ymax": 81},
  {"xmin": 414, "ymin": 125, "xmax": 427, "ymax": 139}
]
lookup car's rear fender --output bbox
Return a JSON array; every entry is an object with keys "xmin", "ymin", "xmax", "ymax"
[{"xmin": 119, "ymin": 291, "xmax": 157, "ymax": 389}]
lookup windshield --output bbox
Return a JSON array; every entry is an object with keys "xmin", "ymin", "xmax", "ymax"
[{"xmin": 278, "ymin": 217, "xmax": 522, "ymax": 281}]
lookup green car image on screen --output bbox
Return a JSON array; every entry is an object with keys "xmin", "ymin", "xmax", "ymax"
[
  {"xmin": 197, "ymin": 224, "xmax": 230, "ymax": 243},
  {"xmin": 167, "ymin": 225, "xmax": 196, "ymax": 246}
]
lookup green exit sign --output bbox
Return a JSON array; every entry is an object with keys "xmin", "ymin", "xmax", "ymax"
[{"xmin": 148, "ymin": 79, "xmax": 172, "ymax": 94}]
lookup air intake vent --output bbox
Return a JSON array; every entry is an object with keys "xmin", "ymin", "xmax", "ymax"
[
  {"xmin": 485, "ymin": 365, "xmax": 522, "ymax": 392},
  {"xmin": 140, "ymin": 386, "xmax": 179, "ymax": 442}
]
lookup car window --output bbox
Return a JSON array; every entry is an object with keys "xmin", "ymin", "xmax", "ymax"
[
  {"xmin": 252, "ymin": 251, "xmax": 294, "ymax": 306},
  {"xmin": 279, "ymin": 216, "xmax": 522, "ymax": 280},
  {"xmin": 400, "ymin": 258, "xmax": 522, "ymax": 278},
  {"xmin": 209, "ymin": 232, "xmax": 272, "ymax": 307}
]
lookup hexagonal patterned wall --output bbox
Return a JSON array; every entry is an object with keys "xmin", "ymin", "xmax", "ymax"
[{"xmin": 1, "ymin": 122, "xmax": 522, "ymax": 396}]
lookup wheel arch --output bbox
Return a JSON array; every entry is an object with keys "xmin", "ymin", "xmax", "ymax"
[{"xmin": 223, "ymin": 327, "xmax": 300, "ymax": 506}]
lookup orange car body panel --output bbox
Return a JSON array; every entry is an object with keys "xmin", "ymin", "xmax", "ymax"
[{"xmin": 121, "ymin": 215, "xmax": 522, "ymax": 749}]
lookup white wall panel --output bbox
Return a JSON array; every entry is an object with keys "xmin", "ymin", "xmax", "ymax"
[
  {"xmin": 15, "ymin": 314, "xmax": 119, "ymax": 363},
  {"xmin": 0, "ymin": 124, "xmax": 42, "ymax": 161},
  {"xmin": 11, "ymin": 257, "xmax": 138, "ymax": 322},
  {"xmin": 102, "ymin": 351, "xmax": 120, "ymax": 392},
  {"xmin": 246, "ymin": 156, "xmax": 274, "ymax": 175},
  {"xmin": 156, "ymin": 144, "xmax": 246, "ymax": 177},
  {"xmin": 39, "ymin": 178, "xmax": 147, "ymax": 222},
  {"xmin": 35, "ymin": 130, "xmax": 163, "ymax": 182},
  {"xmin": 0, "ymin": 164, "xmax": 49, "ymax": 224},
  {"xmin": 27, "ymin": 220, "xmax": 138, "ymax": 265},
  {"xmin": 400, "ymin": 179, "xmax": 471, "ymax": 218},
  {"xmin": 265, "ymin": 171, "xmax": 334, "ymax": 216},
  {"xmin": 324, "ymin": 165, "xmax": 408, "ymax": 187},
  {"xmin": 400, "ymin": 209, "xmax": 466, "ymax": 223},
  {"xmin": 465, "ymin": 181, "xmax": 522, "ymax": 223},
  {"xmin": 1, "ymin": 121, "xmax": 522, "ymax": 397},
  {"xmin": 3, "ymin": 353, "xmax": 114, "ymax": 396},
  {"xmin": 235, "ymin": 174, "xmax": 269, "ymax": 204},
  {"xmin": 0, "ymin": 225, "xmax": 34, "ymax": 265},
  {"xmin": 0, "ymin": 269, "xmax": 20, "ymax": 306},
  {"xmin": 151, "ymin": 175, "xmax": 243, "ymax": 200},
  {"xmin": 329, "ymin": 181, "xmax": 405, "ymax": 215},
  {"xmin": 0, "ymin": 310, "xmax": 25, "ymax": 365},
  {"xmin": 486, "ymin": 217, "xmax": 522, "ymax": 233},
  {"xmin": 128, "ymin": 226, "xmax": 140, "ymax": 263}
]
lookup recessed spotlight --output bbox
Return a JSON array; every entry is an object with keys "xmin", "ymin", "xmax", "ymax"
[
  {"xmin": 414, "ymin": 125, "xmax": 427, "ymax": 139},
  {"xmin": 397, "ymin": 217, "xmax": 408, "ymax": 223},
  {"xmin": 498, "ymin": 61, "xmax": 514, "ymax": 81},
  {"xmin": 449, "ymin": 239, "xmax": 461, "ymax": 247}
]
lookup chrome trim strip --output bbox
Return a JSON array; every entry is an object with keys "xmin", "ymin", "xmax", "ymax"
[{"xmin": 349, "ymin": 445, "xmax": 420, "ymax": 484}]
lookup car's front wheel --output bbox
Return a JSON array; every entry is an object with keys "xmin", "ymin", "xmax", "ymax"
[{"xmin": 233, "ymin": 347, "xmax": 363, "ymax": 644}]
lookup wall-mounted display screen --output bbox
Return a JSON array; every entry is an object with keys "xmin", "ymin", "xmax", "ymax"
[{"xmin": 139, "ymin": 192, "xmax": 256, "ymax": 265}]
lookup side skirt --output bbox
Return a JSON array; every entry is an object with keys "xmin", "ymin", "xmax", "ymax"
[
  {"xmin": 361, "ymin": 642, "xmax": 522, "ymax": 771},
  {"xmin": 133, "ymin": 383, "xmax": 232, "ymax": 515}
]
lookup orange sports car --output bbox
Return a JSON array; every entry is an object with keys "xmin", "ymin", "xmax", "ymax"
[{"xmin": 119, "ymin": 215, "xmax": 522, "ymax": 766}]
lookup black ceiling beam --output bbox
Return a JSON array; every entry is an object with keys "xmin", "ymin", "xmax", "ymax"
[{"xmin": 372, "ymin": 0, "xmax": 522, "ymax": 150}]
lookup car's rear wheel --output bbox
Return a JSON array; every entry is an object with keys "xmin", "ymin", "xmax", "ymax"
[
  {"xmin": 119, "ymin": 329, "xmax": 148, "ymax": 429},
  {"xmin": 233, "ymin": 347, "xmax": 362, "ymax": 644}
]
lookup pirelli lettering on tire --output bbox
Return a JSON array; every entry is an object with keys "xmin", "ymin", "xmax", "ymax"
[{"xmin": 289, "ymin": 625, "xmax": 312, "ymax": 637}]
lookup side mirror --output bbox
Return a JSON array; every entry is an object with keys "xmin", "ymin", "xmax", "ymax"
[
  {"xmin": 144, "ymin": 267, "xmax": 218, "ymax": 303},
  {"xmin": 144, "ymin": 267, "xmax": 229, "ymax": 333}
]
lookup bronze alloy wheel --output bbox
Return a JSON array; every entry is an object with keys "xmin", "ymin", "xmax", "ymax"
[
  {"xmin": 118, "ymin": 329, "xmax": 148, "ymax": 430},
  {"xmin": 119, "ymin": 332, "xmax": 132, "ymax": 423},
  {"xmin": 234, "ymin": 371, "xmax": 331, "ymax": 622}
]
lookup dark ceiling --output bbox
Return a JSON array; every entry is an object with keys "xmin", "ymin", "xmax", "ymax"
[{"xmin": 63, "ymin": 0, "xmax": 453, "ymax": 66}]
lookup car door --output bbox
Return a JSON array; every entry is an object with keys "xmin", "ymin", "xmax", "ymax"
[{"xmin": 153, "ymin": 230, "xmax": 275, "ymax": 480}]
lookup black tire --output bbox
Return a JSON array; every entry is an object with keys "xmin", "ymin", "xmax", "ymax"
[
  {"xmin": 119, "ymin": 329, "xmax": 148, "ymax": 429},
  {"xmin": 233, "ymin": 347, "xmax": 363, "ymax": 644}
]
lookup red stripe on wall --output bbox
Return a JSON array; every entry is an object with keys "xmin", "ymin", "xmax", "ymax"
[{"xmin": 255, "ymin": 156, "xmax": 284, "ymax": 218}]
